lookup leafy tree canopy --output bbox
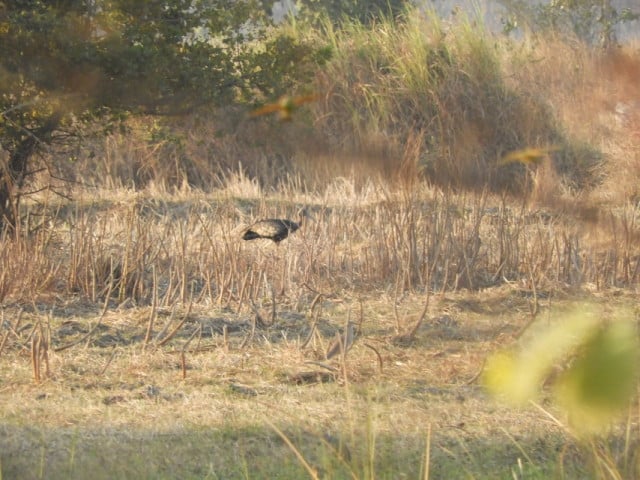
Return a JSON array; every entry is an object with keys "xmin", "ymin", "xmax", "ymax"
[
  {"xmin": 500, "ymin": 0, "xmax": 639, "ymax": 47},
  {"xmin": 1, "ymin": 0, "xmax": 275, "ymax": 113},
  {"xmin": 294, "ymin": 0, "xmax": 409, "ymax": 25},
  {"xmin": 0, "ymin": 0, "xmax": 322, "ymax": 230}
]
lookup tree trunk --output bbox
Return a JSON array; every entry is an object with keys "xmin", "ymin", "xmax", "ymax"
[{"xmin": 0, "ymin": 115, "xmax": 60, "ymax": 233}]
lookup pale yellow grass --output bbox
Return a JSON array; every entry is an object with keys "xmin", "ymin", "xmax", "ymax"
[
  {"xmin": 2, "ymin": 282, "xmax": 633, "ymax": 479},
  {"xmin": 1, "ymin": 174, "xmax": 639, "ymax": 478},
  {"xmin": 0, "ymin": 287, "xmax": 574, "ymax": 458}
]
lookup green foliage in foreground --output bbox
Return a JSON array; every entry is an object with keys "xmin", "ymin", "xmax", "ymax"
[
  {"xmin": 294, "ymin": 0, "xmax": 409, "ymax": 25},
  {"xmin": 484, "ymin": 303, "xmax": 639, "ymax": 435}
]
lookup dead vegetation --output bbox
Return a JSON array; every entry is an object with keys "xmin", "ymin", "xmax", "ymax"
[
  {"xmin": 1, "ymin": 13, "xmax": 640, "ymax": 480},
  {"xmin": 0, "ymin": 178, "xmax": 638, "ymax": 478}
]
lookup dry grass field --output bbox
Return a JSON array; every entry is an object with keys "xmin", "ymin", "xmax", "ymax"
[
  {"xmin": 2, "ymin": 10, "xmax": 640, "ymax": 480},
  {"xmin": 0, "ymin": 180, "xmax": 638, "ymax": 479}
]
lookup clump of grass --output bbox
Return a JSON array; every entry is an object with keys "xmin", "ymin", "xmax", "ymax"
[
  {"xmin": 308, "ymin": 8, "xmax": 597, "ymax": 196},
  {"xmin": 0, "ymin": 218, "xmax": 61, "ymax": 303}
]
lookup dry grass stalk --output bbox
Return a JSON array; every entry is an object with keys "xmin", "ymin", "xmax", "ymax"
[
  {"xmin": 30, "ymin": 322, "xmax": 49, "ymax": 384},
  {"xmin": 143, "ymin": 266, "xmax": 158, "ymax": 350},
  {"xmin": 98, "ymin": 346, "xmax": 118, "ymax": 376},
  {"xmin": 156, "ymin": 301, "xmax": 193, "ymax": 347},
  {"xmin": 240, "ymin": 311, "xmax": 257, "ymax": 349},
  {"xmin": 424, "ymin": 423, "xmax": 432, "ymax": 480},
  {"xmin": 393, "ymin": 276, "xmax": 401, "ymax": 334},
  {"xmin": 180, "ymin": 324, "xmax": 201, "ymax": 380},
  {"xmin": 300, "ymin": 297, "xmax": 322, "ymax": 350},
  {"xmin": 270, "ymin": 283, "xmax": 277, "ymax": 324},
  {"xmin": 391, "ymin": 290, "xmax": 430, "ymax": 346},
  {"xmin": 222, "ymin": 324, "xmax": 228, "ymax": 351},
  {"xmin": 0, "ymin": 323, "xmax": 10, "ymax": 358},
  {"xmin": 0, "ymin": 308, "xmax": 22, "ymax": 357},
  {"xmin": 30, "ymin": 330, "xmax": 40, "ymax": 383},
  {"xmin": 248, "ymin": 300, "xmax": 267, "ymax": 328},
  {"xmin": 326, "ymin": 320, "xmax": 355, "ymax": 361},
  {"xmin": 153, "ymin": 303, "xmax": 178, "ymax": 344},
  {"xmin": 236, "ymin": 269, "xmax": 251, "ymax": 314},
  {"xmin": 298, "ymin": 362, "xmax": 338, "ymax": 375},
  {"xmin": 266, "ymin": 420, "xmax": 320, "ymax": 480},
  {"xmin": 363, "ymin": 342, "xmax": 383, "ymax": 372}
]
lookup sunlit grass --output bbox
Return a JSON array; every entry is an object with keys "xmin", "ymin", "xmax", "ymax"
[{"xmin": 1, "ymin": 5, "xmax": 640, "ymax": 480}]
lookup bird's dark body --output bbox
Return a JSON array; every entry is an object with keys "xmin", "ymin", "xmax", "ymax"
[{"xmin": 242, "ymin": 218, "xmax": 300, "ymax": 243}]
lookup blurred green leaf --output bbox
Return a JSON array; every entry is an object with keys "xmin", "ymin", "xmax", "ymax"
[
  {"xmin": 483, "ymin": 303, "xmax": 639, "ymax": 434},
  {"xmin": 556, "ymin": 317, "xmax": 639, "ymax": 433}
]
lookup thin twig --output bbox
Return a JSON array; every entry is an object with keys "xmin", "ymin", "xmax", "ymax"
[
  {"xmin": 464, "ymin": 357, "xmax": 486, "ymax": 385},
  {"xmin": 303, "ymin": 360, "xmax": 339, "ymax": 372},
  {"xmin": 240, "ymin": 311, "xmax": 257, "ymax": 349},
  {"xmin": 99, "ymin": 346, "xmax": 118, "ymax": 376},
  {"xmin": 266, "ymin": 420, "xmax": 319, "ymax": 480},
  {"xmin": 300, "ymin": 311, "xmax": 319, "ymax": 350},
  {"xmin": 156, "ymin": 300, "xmax": 193, "ymax": 347},
  {"xmin": 309, "ymin": 292, "xmax": 324, "ymax": 313},
  {"xmin": 248, "ymin": 299, "xmax": 265, "ymax": 326},
  {"xmin": 31, "ymin": 326, "xmax": 41, "ymax": 383},
  {"xmin": 180, "ymin": 325, "xmax": 201, "ymax": 380},
  {"xmin": 424, "ymin": 424, "xmax": 432, "ymax": 480},
  {"xmin": 270, "ymin": 283, "xmax": 277, "ymax": 324},
  {"xmin": 300, "ymin": 293, "xmax": 324, "ymax": 350},
  {"xmin": 364, "ymin": 342, "xmax": 383, "ymax": 373},
  {"xmin": 0, "ymin": 309, "xmax": 23, "ymax": 357},
  {"xmin": 143, "ymin": 267, "xmax": 158, "ymax": 350},
  {"xmin": 55, "ymin": 281, "xmax": 113, "ymax": 352},
  {"xmin": 393, "ymin": 275, "xmax": 401, "ymax": 333}
]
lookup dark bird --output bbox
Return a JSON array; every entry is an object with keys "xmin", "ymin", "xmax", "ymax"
[{"xmin": 242, "ymin": 207, "xmax": 312, "ymax": 243}]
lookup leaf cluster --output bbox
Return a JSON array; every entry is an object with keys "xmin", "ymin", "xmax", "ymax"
[
  {"xmin": 483, "ymin": 303, "xmax": 640, "ymax": 435},
  {"xmin": 294, "ymin": 0, "xmax": 409, "ymax": 26},
  {"xmin": 499, "ymin": 0, "xmax": 639, "ymax": 47},
  {"xmin": 1, "ymin": 1, "xmax": 272, "ymax": 115},
  {"xmin": 0, "ymin": 0, "xmax": 326, "ymax": 229}
]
